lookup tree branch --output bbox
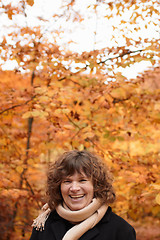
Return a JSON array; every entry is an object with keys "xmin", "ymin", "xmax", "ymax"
[
  {"xmin": 98, "ymin": 49, "xmax": 143, "ymax": 64},
  {"xmin": 24, "ymin": 177, "xmax": 41, "ymax": 209},
  {"xmin": 57, "ymin": 49, "xmax": 144, "ymax": 84},
  {"xmin": 0, "ymin": 95, "xmax": 36, "ymax": 115},
  {"xmin": 10, "ymin": 71, "xmax": 35, "ymax": 237},
  {"xmin": 58, "ymin": 73, "xmax": 83, "ymax": 86},
  {"xmin": 65, "ymin": 114, "xmax": 81, "ymax": 129}
]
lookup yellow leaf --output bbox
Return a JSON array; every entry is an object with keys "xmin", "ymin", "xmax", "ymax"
[
  {"xmin": 27, "ymin": 158, "xmax": 34, "ymax": 165},
  {"xmin": 39, "ymin": 96, "xmax": 49, "ymax": 103},
  {"xmin": 45, "ymin": 142, "xmax": 56, "ymax": 149},
  {"xmin": 110, "ymin": 87, "xmax": 127, "ymax": 99},
  {"xmin": 50, "ymin": 103, "xmax": 56, "ymax": 107},
  {"xmin": 34, "ymin": 104, "xmax": 41, "ymax": 109},
  {"xmin": 63, "ymin": 124, "xmax": 75, "ymax": 130},
  {"xmin": 152, "ymin": 205, "xmax": 160, "ymax": 216},
  {"xmin": 89, "ymin": 62, "xmax": 94, "ymax": 70},
  {"xmin": 151, "ymin": 184, "xmax": 160, "ymax": 190},
  {"xmin": 155, "ymin": 193, "xmax": 160, "ymax": 205},
  {"xmin": 40, "ymin": 111, "xmax": 49, "ymax": 118},
  {"xmin": 35, "ymin": 87, "xmax": 47, "ymax": 94},
  {"xmin": 62, "ymin": 109, "xmax": 70, "ymax": 114},
  {"xmin": 31, "ymin": 110, "xmax": 42, "ymax": 117},
  {"xmin": 32, "ymin": 110, "xmax": 48, "ymax": 118},
  {"xmin": 83, "ymin": 132, "xmax": 95, "ymax": 138},
  {"xmin": 78, "ymin": 144, "xmax": 84, "ymax": 151},
  {"xmin": 0, "ymin": 139, "xmax": 7, "ymax": 145},
  {"xmin": 105, "ymin": 94, "xmax": 113, "ymax": 103},
  {"xmin": 149, "ymin": 112, "xmax": 160, "ymax": 123},
  {"xmin": 16, "ymin": 166, "xmax": 23, "ymax": 174},
  {"xmin": 98, "ymin": 96, "xmax": 105, "ymax": 104},
  {"xmin": 129, "ymin": 141, "xmax": 145, "ymax": 156},
  {"xmin": 22, "ymin": 111, "xmax": 32, "ymax": 119},
  {"xmin": 72, "ymin": 141, "xmax": 80, "ymax": 148},
  {"xmin": 113, "ymin": 140, "xmax": 128, "ymax": 151},
  {"xmin": 54, "ymin": 109, "xmax": 62, "ymax": 115}
]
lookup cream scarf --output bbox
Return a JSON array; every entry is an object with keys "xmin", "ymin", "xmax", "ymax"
[{"xmin": 32, "ymin": 198, "xmax": 108, "ymax": 240}]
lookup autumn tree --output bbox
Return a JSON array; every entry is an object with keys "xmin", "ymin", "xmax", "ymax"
[{"xmin": 0, "ymin": 0, "xmax": 160, "ymax": 239}]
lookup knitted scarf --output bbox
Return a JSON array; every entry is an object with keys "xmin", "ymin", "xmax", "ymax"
[{"xmin": 32, "ymin": 198, "xmax": 108, "ymax": 240}]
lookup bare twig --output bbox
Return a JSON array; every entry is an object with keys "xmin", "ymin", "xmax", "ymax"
[
  {"xmin": 57, "ymin": 49, "xmax": 144, "ymax": 84},
  {"xmin": 0, "ymin": 95, "xmax": 36, "ymax": 115},
  {"xmin": 98, "ymin": 49, "xmax": 143, "ymax": 64},
  {"xmin": 65, "ymin": 114, "xmax": 81, "ymax": 129}
]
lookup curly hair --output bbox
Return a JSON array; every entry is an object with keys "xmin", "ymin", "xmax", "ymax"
[{"xmin": 46, "ymin": 150, "xmax": 116, "ymax": 210}]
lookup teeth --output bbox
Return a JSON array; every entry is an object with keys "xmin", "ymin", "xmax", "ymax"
[{"xmin": 70, "ymin": 195, "xmax": 84, "ymax": 198}]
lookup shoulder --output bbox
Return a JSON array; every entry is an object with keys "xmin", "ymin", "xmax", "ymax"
[
  {"xmin": 102, "ymin": 207, "xmax": 133, "ymax": 225},
  {"xmin": 99, "ymin": 207, "xmax": 136, "ymax": 239},
  {"xmin": 47, "ymin": 209, "xmax": 61, "ymax": 222},
  {"xmin": 29, "ymin": 210, "xmax": 60, "ymax": 240},
  {"xmin": 110, "ymin": 208, "xmax": 134, "ymax": 229},
  {"xmin": 30, "ymin": 210, "xmax": 58, "ymax": 231}
]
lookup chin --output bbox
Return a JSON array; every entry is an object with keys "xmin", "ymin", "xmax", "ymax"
[{"xmin": 69, "ymin": 203, "xmax": 87, "ymax": 211}]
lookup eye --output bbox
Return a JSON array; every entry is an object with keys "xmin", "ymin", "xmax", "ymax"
[
  {"xmin": 62, "ymin": 179, "xmax": 71, "ymax": 184},
  {"xmin": 80, "ymin": 179, "xmax": 87, "ymax": 182}
]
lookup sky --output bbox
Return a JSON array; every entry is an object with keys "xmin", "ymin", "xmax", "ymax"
[{"xmin": 0, "ymin": 0, "xmax": 159, "ymax": 78}]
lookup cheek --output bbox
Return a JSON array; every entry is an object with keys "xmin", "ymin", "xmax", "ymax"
[{"xmin": 61, "ymin": 183, "xmax": 70, "ymax": 196}]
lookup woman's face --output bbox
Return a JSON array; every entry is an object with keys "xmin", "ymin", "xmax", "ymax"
[{"xmin": 60, "ymin": 171, "xmax": 94, "ymax": 211}]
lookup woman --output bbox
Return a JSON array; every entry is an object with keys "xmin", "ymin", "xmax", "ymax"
[{"xmin": 30, "ymin": 150, "xmax": 136, "ymax": 240}]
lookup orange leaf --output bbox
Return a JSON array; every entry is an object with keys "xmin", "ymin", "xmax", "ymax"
[{"xmin": 26, "ymin": 0, "xmax": 34, "ymax": 6}]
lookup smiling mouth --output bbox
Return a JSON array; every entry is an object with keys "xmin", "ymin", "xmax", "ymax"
[{"xmin": 70, "ymin": 195, "xmax": 84, "ymax": 199}]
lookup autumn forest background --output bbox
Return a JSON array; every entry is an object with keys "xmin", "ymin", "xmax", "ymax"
[{"xmin": 0, "ymin": 0, "xmax": 160, "ymax": 239}]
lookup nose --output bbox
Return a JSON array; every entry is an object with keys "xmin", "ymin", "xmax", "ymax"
[{"xmin": 70, "ymin": 181, "xmax": 80, "ymax": 191}]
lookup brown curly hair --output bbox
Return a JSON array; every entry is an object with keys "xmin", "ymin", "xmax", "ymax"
[{"xmin": 46, "ymin": 150, "xmax": 115, "ymax": 210}]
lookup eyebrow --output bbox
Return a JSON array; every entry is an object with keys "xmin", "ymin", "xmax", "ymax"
[{"xmin": 63, "ymin": 174, "xmax": 88, "ymax": 180}]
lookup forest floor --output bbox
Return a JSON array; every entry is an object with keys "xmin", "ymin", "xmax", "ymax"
[{"xmin": 131, "ymin": 218, "xmax": 160, "ymax": 240}]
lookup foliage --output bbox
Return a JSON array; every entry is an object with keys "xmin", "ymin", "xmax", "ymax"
[{"xmin": 0, "ymin": 0, "xmax": 160, "ymax": 239}]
